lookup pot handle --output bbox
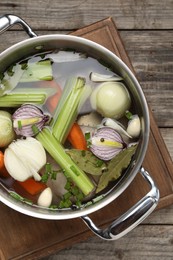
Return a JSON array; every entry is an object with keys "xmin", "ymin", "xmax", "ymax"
[
  {"xmin": 0, "ymin": 14, "xmax": 37, "ymax": 37},
  {"xmin": 81, "ymin": 167, "xmax": 159, "ymax": 240}
]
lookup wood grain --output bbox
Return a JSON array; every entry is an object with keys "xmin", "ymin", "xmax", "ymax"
[
  {"xmin": 0, "ymin": 1, "xmax": 172, "ymax": 259},
  {"xmin": 0, "ymin": 0, "xmax": 173, "ymax": 30}
]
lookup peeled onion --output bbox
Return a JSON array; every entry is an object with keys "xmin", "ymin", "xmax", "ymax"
[{"xmin": 90, "ymin": 82, "xmax": 131, "ymax": 119}]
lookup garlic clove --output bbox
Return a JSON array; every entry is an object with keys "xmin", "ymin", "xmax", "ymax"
[
  {"xmin": 37, "ymin": 187, "xmax": 53, "ymax": 207},
  {"xmin": 101, "ymin": 118, "xmax": 132, "ymax": 139},
  {"xmin": 126, "ymin": 115, "xmax": 141, "ymax": 138},
  {"xmin": 90, "ymin": 72, "xmax": 123, "ymax": 82}
]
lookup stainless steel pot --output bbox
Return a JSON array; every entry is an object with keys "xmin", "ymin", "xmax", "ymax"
[{"xmin": 0, "ymin": 14, "xmax": 159, "ymax": 240}]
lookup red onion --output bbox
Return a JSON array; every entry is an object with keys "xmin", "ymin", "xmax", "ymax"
[
  {"xmin": 12, "ymin": 104, "xmax": 50, "ymax": 137},
  {"xmin": 90, "ymin": 127, "xmax": 126, "ymax": 161}
]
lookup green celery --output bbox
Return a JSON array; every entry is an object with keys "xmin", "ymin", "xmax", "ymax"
[
  {"xmin": 0, "ymin": 93, "xmax": 46, "ymax": 107},
  {"xmin": 20, "ymin": 60, "xmax": 53, "ymax": 82},
  {"xmin": 52, "ymin": 76, "xmax": 91, "ymax": 143},
  {"xmin": 36, "ymin": 127, "xmax": 94, "ymax": 196}
]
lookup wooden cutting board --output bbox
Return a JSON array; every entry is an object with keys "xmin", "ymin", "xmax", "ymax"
[{"xmin": 0, "ymin": 17, "xmax": 173, "ymax": 260}]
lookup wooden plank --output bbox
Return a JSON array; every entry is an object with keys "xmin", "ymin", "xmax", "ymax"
[
  {"xmin": 0, "ymin": 0, "xmax": 173, "ymax": 30},
  {"xmin": 0, "ymin": 17, "xmax": 173, "ymax": 260},
  {"xmin": 46, "ymin": 224, "xmax": 173, "ymax": 260},
  {"xmin": 160, "ymin": 128, "xmax": 173, "ymax": 159},
  {"xmin": 0, "ymin": 30, "xmax": 172, "ymax": 127}
]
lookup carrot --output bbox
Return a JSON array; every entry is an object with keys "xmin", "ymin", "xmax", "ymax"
[
  {"xmin": 0, "ymin": 151, "xmax": 10, "ymax": 178},
  {"xmin": 36, "ymin": 79, "xmax": 62, "ymax": 113},
  {"xmin": 17, "ymin": 178, "xmax": 47, "ymax": 196},
  {"xmin": 67, "ymin": 123, "xmax": 88, "ymax": 150}
]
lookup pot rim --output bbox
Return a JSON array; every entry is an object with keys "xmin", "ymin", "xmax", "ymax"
[{"xmin": 0, "ymin": 34, "xmax": 150, "ymax": 219}]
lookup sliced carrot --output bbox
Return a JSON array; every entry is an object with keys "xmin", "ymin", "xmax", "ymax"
[
  {"xmin": 0, "ymin": 151, "xmax": 10, "ymax": 178},
  {"xmin": 17, "ymin": 178, "xmax": 47, "ymax": 196},
  {"xmin": 67, "ymin": 122, "xmax": 88, "ymax": 150}
]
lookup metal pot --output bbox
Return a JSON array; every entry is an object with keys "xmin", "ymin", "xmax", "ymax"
[{"xmin": 0, "ymin": 14, "xmax": 159, "ymax": 240}]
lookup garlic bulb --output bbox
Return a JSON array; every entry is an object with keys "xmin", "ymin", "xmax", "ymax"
[
  {"xmin": 37, "ymin": 187, "xmax": 53, "ymax": 207},
  {"xmin": 90, "ymin": 127, "xmax": 125, "ymax": 160},
  {"xmin": 12, "ymin": 104, "xmax": 50, "ymax": 137},
  {"xmin": 4, "ymin": 137, "xmax": 46, "ymax": 181},
  {"xmin": 126, "ymin": 115, "xmax": 141, "ymax": 138}
]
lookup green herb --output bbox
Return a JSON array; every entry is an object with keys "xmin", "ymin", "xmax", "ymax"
[
  {"xmin": 41, "ymin": 172, "xmax": 49, "ymax": 183},
  {"xmin": 95, "ymin": 159, "xmax": 104, "ymax": 167},
  {"xmin": 18, "ymin": 120, "xmax": 22, "ymax": 130},
  {"xmin": 96, "ymin": 145, "xmax": 137, "ymax": 193},
  {"xmin": 32, "ymin": 124, "xmax": 40, "ymax": 135},
  {"xmin": 20, "ymin": 63, "xmax": 28, "ymax": 70},
  {"xmin": 125, "ymin": 110, "xmax": 133, "ymax": 120},
  {"xmin": 67, "ymin": 149, "xmax": 107, "ymax": 176}
]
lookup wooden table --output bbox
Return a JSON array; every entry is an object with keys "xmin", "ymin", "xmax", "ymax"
[{"xmin": 0, "ymin": 1, "xmax": 173, "ymax": 259}]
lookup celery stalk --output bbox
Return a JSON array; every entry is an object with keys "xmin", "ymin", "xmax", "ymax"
[
  {"xmin": 36, "ymin": 127, "xmax": 94, "ymax": 196},
  {"xmin": 20, "ymin": 60, "xmax": 53, "ymax": 82},
  {"xmin": 52, "ymin": 77, "xmax": 91, "ymax": 143},
  {"xmin": 0, "ymin": 93, "xmax": 46, "ymax": 107}
]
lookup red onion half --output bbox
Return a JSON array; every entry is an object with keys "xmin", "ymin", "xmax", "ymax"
[
  {"xmin": 90, "ymin": 127, "xmax": 126, "ymax": 161},
  {"xmin": 12, "ymin": 104, "xmax": 50, "ymax": 137}
]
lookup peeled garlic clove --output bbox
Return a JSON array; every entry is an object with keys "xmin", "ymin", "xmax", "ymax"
[
  {"xmin": 90, "ymin": 72, "xmax": 123, "ymax": 82},
  {"xmin": 37, "ymin": 187, "xmax": 53, "ymax": 207},
  {"xmin": 101, "ymin": 118, "xmax": 132, "ymax": 138},
  {"xmin": 13, "ymin": 104, "xmax": 50, "ymax": 137},
  {"xmin": 90, "ymin": 127, "xmax": 125, "ymax": 160},
  {"xmin": 126, "ymin": 115, "xmax": 141, "ymax": 138}
]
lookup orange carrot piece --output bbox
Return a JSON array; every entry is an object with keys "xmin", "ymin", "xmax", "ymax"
[
  {"xmin": 0, "ymin": 151, "xmax": 10, "ymax": 178},
  {"xmin": 17, "ymin": 178, "xmax": 47, "ymax": 196},
  {"xmin": 36, "ymin": 80, "xmax": 62, "ymax": 113},
  {"xmin": 67, "ymin": 123, "xmax": 88, "ymax": 150}
]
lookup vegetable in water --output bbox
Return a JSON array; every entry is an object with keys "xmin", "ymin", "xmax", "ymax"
[
  {"xmin": 96, "ymin": 145, "xmax": 137, "ymax": 193},
  {"xmin": 13, "ymin": 104, "xmax": 51, "ymax": 137},
  {"xmin": 37, "ymin": 187, "xmax": 53, "ymax": 207},
  {"xmin": 0, "ymin": 151, "xmax": 10, "ymax": 178},
  {"xmin": 52, "ymin": 77, "xmax": 91, "ymax": 143},
  {"xmin": 4, "ymin": 137, "xmax": 46, "ymax": 182},
  {"xmin": 101, "ymin": 117, "xmax": 132, "ymax": 139},
  {"xmin": 36, "ymin": 127, "xmax": 95, "ymax": 196},
  {"xmin": 0, "ymin": 110, "xmax": 15, "ymax": 147},
  {"xmin": 67, "ymin": 149, "xmax": 106, "ymax": 176},
  {"xmin": 67, "ymin": 123, "xmax": 88, "ymax": 150},
  {"xmin": 126, "ymin": 115, "xmax": 141, "ymax": 138},
  {"xmin": 90, "ymin": 72, "xmax": 123, "ymax": 82},
  {"xmin": 17, "ymin": 177, "xmax": 47, "ymax": 195},
  {"xmin": 90, "ymin": 127, "xmax": 125, "ymax": 161},
  {"xmin": 90, "ymin": 82, "xmax": 131, "ymax": 119}
]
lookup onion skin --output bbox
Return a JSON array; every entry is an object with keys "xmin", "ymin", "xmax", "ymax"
[
  {"xmin": 90, "ymin": 127, "xmax": 126, "ymax": 161},
  {"xmin": 12, "ymin": 104, "xmax": 50, "ymax": 137}
]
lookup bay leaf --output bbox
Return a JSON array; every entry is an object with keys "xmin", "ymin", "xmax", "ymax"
[
  {"xmin": 67, "ymin": 149, "xmax": 107, "ymax": 176},
  {"xmin": 96, "ymin": 145, "xmax": 137, "ymax": 193}
]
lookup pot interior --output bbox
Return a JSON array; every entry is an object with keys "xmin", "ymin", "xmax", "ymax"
[{"xmin": 0, "ymin": 35, "xmax": 149, "ymax": 219}]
